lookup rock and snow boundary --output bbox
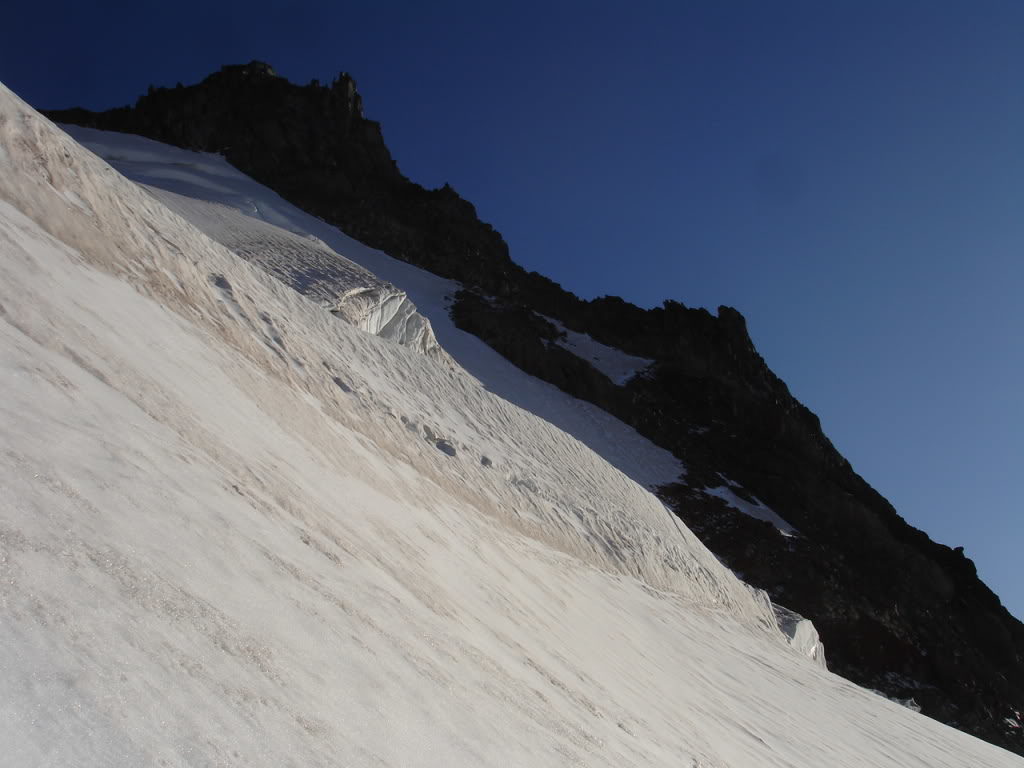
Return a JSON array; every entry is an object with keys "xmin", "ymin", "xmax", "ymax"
[
  {"xmin": 60, "ymin": 123, "xmax": 685, "ymax": 494},
  {"xmin": 1, "ymin": 85, "xmax": 1021, "ymax": 766},
  {"xmin": 58, "ymin": 125, "xmax": 446, "ymax": 358},
  {"xmin": 60, "ymin": 122, "xmax": 826, "ymax": 668}
]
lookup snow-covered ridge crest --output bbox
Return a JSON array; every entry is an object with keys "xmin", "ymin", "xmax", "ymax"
[{"xmin": 57, "ymin": 124, "xmax": 445, "ymax": 358}]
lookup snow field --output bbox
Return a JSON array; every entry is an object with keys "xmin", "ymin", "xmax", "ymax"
[
  {"xmin": 0, "ymin": 85, "xmax": 1020, "ymax": 766},
  {"xmin": 59, "ymin": 124, "xmax": 686, "ymax": 493}
]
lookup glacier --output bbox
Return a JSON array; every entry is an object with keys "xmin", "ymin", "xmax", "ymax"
[
  {"xmin": 59, "ymin": 123, "xmax": 685, "ymax": 493},
  {"xmin": 1, "ymin": 82, "xmax": 1021, "ymax": 767}
]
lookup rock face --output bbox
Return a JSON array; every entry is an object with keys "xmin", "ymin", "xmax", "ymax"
[
  {"xmin": 47, "ymin": 62, "xmax": 517, "ymax": 292},
  {"xmin": 45, "ymin": 63, "xmax": 1024, "ymax": 755}
]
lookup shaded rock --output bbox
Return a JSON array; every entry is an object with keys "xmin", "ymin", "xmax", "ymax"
[{"xmin": 435, "ymin": 440, "xmax": 457, "ymax": 458}]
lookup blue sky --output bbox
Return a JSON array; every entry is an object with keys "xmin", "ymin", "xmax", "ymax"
[{"xmin": 3, "ymin": 1, "xmax": 1021, "ymax": 619}]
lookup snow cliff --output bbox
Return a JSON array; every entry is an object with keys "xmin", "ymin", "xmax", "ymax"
[{"xmin": 56, "ymin": 126, "xmax": 444, "ymax": 358}]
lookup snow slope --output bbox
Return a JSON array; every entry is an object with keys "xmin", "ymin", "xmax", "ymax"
[
  {"xmin": 1, "ymin": 85, "xmax": 1021, "ymax": 766},
  {"xmin": 59, "ymin": 124, "xmax": 683, "ymax": 492},
  {"xmin": 54, "ymin": 126, "xmax": 443, "ymax": 356}
]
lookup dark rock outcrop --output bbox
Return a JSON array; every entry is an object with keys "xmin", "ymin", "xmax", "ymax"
[
  {"xmin": 45, "ymin": 64, "xmax": 1024, "ymax": 755},
  {"xmin": 455, "ymin": 286, "xmax": 1024, "ymax": 753},
  {"xmin": 46, "ymin": 61, "xmax": 518, "ymax": 293}
]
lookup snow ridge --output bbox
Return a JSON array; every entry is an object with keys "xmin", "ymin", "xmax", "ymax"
[
  {"xmin": 61, "ymin": 122, "xmax": 685, "ymax": 494},
  {"xmin": 58, "ymin": 126, "xmax": 445, "ymax": 358}
]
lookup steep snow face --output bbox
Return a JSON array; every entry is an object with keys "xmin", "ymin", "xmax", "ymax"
[
  {"xmin": 56, "ymin": 126, "xmax": 444, "ymax": 357},
  {"xmin": 60, "ymin": 124, "xmax": 684, "ymax": 492},
  {"xmin": 2, "ymin": 87, "xmax": 1021, "ymax": 767},
  {"xmin": 773, "ymin": 605, "xmax": 827, "ymax": 668},
  {"xmin": 6, "ymin": 93, "xmax": 746, "ymax": 634},
  {"xmin": 149, "ymin": 188, "xmax": 445, "ymax": 357}
]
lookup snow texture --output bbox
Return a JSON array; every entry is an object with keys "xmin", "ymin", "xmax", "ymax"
[
  {"xmin": 61, "ymin": 124, "xmax": 683, "ymax": 493},
  {"xmin": 772, "ymin": 604, "xmax": 827, "ymax": 668},
  {"xmin": 56, "ymin": 125, "xmax": 443, "ymax": 357},
  {"xmin": 0, "ymin": 86, "xmax": 1020, "ymax": 767}
]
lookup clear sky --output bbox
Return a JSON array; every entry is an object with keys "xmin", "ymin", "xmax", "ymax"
[{"xmin": 2, "ymin": 1, "xmax": 1021, "ymax": 619}]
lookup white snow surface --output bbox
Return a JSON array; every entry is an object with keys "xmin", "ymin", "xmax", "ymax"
[
  {"xmin": 541, "ymin": 314, "xmax": 654, "ymax": 385},
  {"xmin": 0, "ymin": 86, "xmax": 1020, "ymax": 767},
  {"xmin": 60, "ymin": 124, "xmax": 681, "ymax": 491},
  {"xmin": 772, "ymin": 605, "xmax": 827, "ymax": 669},
  {"xmin": 56, "ymin": 126, "xmax": 443, "ymax": 357},
  {"xmin": 703, "ymin": 484, "xmax": 798, "ymax": 536},
  {"xmin": 151, "ymin": 190, "xmax": 443, "ymax": 356}
]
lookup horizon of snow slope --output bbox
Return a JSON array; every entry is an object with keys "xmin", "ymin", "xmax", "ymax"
[{"xmin": 1, "ymin": 84, "xmax": 1020, "ymax": 766}]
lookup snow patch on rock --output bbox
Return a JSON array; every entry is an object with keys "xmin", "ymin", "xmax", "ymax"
[
  {"xmin": 703, "ymin": 484, "xmax": 797, "ymax": 536},
  {"xmin": 540, "ymin": 314, "xmax": 654, "ymax": 385}
]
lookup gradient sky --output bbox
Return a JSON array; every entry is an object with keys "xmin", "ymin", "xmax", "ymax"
[{"xmin": 3, "ymin": 1, "xmax": 1021, "ymax": 620}]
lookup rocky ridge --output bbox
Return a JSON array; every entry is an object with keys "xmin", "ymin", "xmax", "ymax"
[{"xmin": 45, "ymin": 62, "xmax": 1024, "ymax": 754}]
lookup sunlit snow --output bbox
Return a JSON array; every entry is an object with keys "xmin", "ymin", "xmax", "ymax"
[
  {"xmin": 60, "ymin": 124, "xmax": 682, "ymax": 491},
  {"xmin": 0, "ymin": 85, "xmax": 1020, "ymax": 766}
]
